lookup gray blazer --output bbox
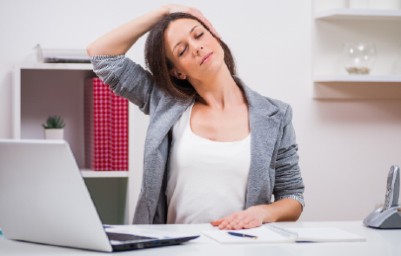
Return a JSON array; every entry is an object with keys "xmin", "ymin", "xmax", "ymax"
[{"xmin": 91, "ymin": 55, "xmax": 305, "ymax": 224}]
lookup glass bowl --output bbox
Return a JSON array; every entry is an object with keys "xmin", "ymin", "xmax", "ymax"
[{"xmin": 343, "ymin": 42, "xmax": 377, "ymax": 75}]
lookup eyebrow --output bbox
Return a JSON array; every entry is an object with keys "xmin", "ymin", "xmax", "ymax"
[{"xmin": 172, "ymin": 25, "xmax": 200, "ymax": 52}]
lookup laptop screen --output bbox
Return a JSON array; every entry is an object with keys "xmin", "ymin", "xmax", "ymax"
[{"xmin": 0, "ymin": 139, "xmax": 199, "ymax": 252}]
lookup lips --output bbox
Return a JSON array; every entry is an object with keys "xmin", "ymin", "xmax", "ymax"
[{"xmin": 200, "ymin": 52, "xmax": 213, "ymax": 66}]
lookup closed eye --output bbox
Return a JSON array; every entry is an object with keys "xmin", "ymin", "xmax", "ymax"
[
  {"xmin": 195, "ymin": 32, "xmax": 204, "ymax": 39},
  {"xmin": 178, "ymin": 45, "xmax": 188, "ymax": 57},
  {"xmin": 177, "ymin": 31, "xmax": 204, "ymax": 57}
]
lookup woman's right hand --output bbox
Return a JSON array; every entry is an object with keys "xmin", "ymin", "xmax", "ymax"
[{"xmin": 163, "ymin": 4, "xmax": 220, "ymax": 38}]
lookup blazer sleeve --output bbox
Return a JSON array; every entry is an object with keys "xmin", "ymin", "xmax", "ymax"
[
  {"xmin": 90, "ymin": 55, "xmax": 162, "ymax": 115},
  {"xmin": 273, "ymin": 105, "xmax": 305, "ymax": 208}
]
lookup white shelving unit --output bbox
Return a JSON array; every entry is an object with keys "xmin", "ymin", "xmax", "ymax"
[
  {"xmin": 312, "ymin": 3, "xmax": 401, "ymax": 99},
  {"xmin": 17, "ymin": 62, "xmax": 94, "ymax": 70},
  {"xmin": 314, "ymin": 75, "xmax": 401, "ymax": 83},
  {"xmin": 12, "ymin": 62, "xmax": 130, "ymax": 224},
  {"xmin": 314, "ymin": 8, "xmax": 401, "ymax": 20},
  {"xmin": 81, "ymin": 170, "xmax": 129, "ymax": 178}
]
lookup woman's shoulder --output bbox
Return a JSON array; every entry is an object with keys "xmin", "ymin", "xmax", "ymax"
[
  {"xmin": 262, "ymin": 95, "xmax": 289, "ymax": 110},
  {"xmin": 240, "ymin": 82, "xmax": 290, "ymax": 116},
  {"xmin": 250, "ymin": 90, "xmax": 294, "ymax": 126}
]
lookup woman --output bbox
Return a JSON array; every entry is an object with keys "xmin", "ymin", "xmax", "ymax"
[{"xmin": 87, "ymin": 4, "xmax": 304, "ymax": 230}]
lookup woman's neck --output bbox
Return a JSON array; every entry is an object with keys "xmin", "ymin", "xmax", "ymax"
[{"xmin": 189, "ymin": 68, "xmax": 244, "ymax": 110}]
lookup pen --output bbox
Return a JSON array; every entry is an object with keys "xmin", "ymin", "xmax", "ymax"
[{"xmin": 227, "ymin": 231, "xmax": 258, "ymax": 239}]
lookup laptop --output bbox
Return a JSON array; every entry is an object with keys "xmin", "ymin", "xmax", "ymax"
[{"xmin": 0, "ymin": 139, "xmax": 199, "ymax": 252}]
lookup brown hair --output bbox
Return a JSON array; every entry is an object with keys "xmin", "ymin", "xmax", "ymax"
[{"xmin": 145, "ymin": 12, "xmax": 236, "ymax": 100}]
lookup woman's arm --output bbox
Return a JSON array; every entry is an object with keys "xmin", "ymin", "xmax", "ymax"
[
  {"xmin": 87, "ymin": 7, "xmax": 169, "ymax": 56},
  {"xmin": 87, "ymin": 5, "xmax": 216, "ymax": 57},
  {"xmin": 88, "ymin": 5, "xmax": 217, "ymax": 114},
  {"xmin": 87, "ymin": 6, "xmax": 169, "ymax": 113},
  {"xmin": 211, "ymin": 199, "xmax": 302, "ymax": 230}
]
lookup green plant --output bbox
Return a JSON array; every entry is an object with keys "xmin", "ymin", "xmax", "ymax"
[{"xmin": 42, "ymin": 115, "xmax": 66, "ymax": 129}]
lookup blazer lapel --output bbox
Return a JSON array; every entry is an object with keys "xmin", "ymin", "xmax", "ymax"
[
  {"xmin": 242, "ymin": 85, "xmax": 282, "ymax": 207},
  {"xmin": 142, "ymin": 97, "xmax": 193, "ymax": 211},
  {"xmin": 147, "ymin": 98, "xmax": 193, "ymax": 152}
]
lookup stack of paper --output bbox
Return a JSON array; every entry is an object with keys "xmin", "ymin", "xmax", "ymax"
[
  {"xmin": 203, "ymin": 226, "xmax": 291, "ymax": 244},
  {"xmin": 202, "ymin": 224, "xmax": 366, "ymax": 244},
  {"xmin": 35, "ymin": 44, "xmax": 90, "ymax": 63}
]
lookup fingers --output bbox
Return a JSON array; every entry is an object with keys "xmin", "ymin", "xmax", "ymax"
[
  {"xmin": 188, "ymin": 8, "xmax": 220, "ymax": 38},
  {"xmin": 228, "ymin": 219, "xmax": 261, "ymax": 230},
  {"xmin": 210, "ymin": 219, "xmax": 223, "ymax": 227},
  {"xmin": 217, "ymin": 214, "xmax": 249, "ymax": 230},
  {"xmin": 214, "ymin": 209, "xmax": 264, "ymax": 230},
  {"xmin": 165, "ymin": 4, "xmax": 220, "ymax": 38}
]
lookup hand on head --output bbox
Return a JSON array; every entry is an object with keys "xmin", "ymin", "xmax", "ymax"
[{"xmin": 164, "ymin": 4, "xmax": 220, "ymax": 38}]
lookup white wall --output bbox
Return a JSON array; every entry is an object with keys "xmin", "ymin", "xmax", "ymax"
[{"xmin": 1, "ymin": 0, "xmax": 400, "ymax": 222}]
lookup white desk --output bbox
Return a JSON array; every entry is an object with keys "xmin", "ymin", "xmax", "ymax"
[{"xmin": 0, "ymin": 221, "xmax": 400, "ymax": 256}]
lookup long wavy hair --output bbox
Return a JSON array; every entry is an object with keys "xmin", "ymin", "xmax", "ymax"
[{"xmin": 145, "ymin": 12, "xmax": 237, "ymax": 100}]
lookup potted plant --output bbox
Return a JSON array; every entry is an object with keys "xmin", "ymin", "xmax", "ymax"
[{"xmin": 42, "ymin": 115, "xmax": 66, "ymax": 140}]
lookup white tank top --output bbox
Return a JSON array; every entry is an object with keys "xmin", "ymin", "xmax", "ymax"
[{"xmin": 166, "ymin": 104, "xmax": 251, "ymax": 224}]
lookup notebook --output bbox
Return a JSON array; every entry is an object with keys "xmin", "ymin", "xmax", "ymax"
[
  {"xmin": 0, "ymin": 139, "xmax": 199, "ymax": 252},
  {"xmin": 202, "ymin": 224, "xmax": 366, "ymax": 244}
]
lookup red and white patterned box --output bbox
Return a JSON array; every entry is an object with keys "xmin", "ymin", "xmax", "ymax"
[
  {"xmin": 110, "ymin": 88, "xmax": 129, "ymax": 171},
  {"xmin": 85, "ymin": 78, "xmax": 129, "ymax": 171}
]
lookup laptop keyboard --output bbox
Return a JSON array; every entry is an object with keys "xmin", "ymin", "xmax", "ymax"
[{"xmin": 107, "ymin": 232, "xmax": 154, "ymax": 242}]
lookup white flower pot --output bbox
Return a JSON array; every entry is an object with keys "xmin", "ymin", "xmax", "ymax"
[{"xmin": 44, "ymin": 129, "xmax": 64, "ymax": 140}]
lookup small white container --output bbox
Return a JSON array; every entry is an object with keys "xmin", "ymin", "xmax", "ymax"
[{"xmin": 45, "ymin": 129, "xmax": 64, "ymax": 140}]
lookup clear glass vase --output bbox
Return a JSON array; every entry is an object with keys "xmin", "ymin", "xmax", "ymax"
[{"xmin": 343, "ymin": 42, "xmax": 377, "ymax": 75}]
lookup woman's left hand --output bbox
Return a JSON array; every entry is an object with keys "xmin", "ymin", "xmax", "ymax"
[
  {"xmin": 165, "ymin": 4, "xmax": 220, "ymax": 38},
  {"xmin": 211, "ymin": 206, "xmax": 267, "ymax": 230}
]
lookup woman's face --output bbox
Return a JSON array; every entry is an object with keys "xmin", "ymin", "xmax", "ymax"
[{"xmin": 164, "ymin": 18, "xmax": 225, "ymax": 82}]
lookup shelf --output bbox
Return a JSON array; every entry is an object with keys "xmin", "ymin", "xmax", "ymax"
[
  {"xmin": 81, "ymin": 169, "xmax": 129, "ymax": 178},
  {"xmin": 14, "ymin": 61, "xmax": 130, "ymax": 224},
  {"xmin": 315, "ymin": 8, "xmax": 401, "ymax": 21},
  {"xmin": 312, "ymin": 1, "xmax": 401, "ymax": 99},
  {"xmin": 314, "ymin": 75, "xmax": 401, "ymax": 83},
  {"xmin": 18, "ymin": 62, "xmax": 93, "ymax": 71}
]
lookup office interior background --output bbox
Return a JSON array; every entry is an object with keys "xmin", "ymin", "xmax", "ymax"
[{"xmin": 0, "ymin": 0, "xmax": 401, "ymax": 223}]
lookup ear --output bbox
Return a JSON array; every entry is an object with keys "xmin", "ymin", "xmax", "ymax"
[{"xmin": 169, "ymin": 68, "xmax": 187, "ymax": 80}]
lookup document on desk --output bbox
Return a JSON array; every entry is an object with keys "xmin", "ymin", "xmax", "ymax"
[
  {"xmin": 202, "ymin": 226, "xmax": 294, "ymax": 244},
  {"xmin": 286, "ymin": 227, "xmax": 366, "ymax": 242},
  {"xmin": 202, "ymin": 224, "xmax": 366, "ymax": 244}
]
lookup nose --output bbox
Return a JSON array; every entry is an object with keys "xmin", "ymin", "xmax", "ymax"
[{"xmin": 193, "ymin": 45, "xmax": 204, "ymax": 56}]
